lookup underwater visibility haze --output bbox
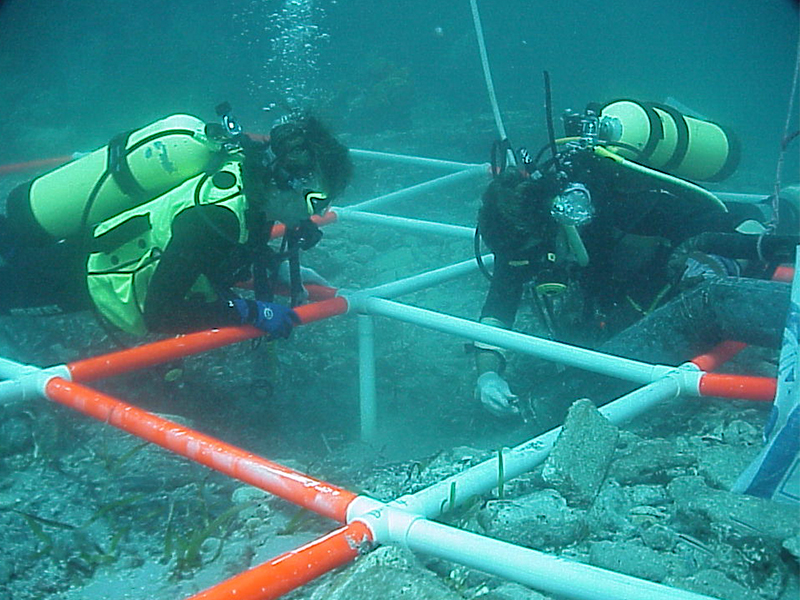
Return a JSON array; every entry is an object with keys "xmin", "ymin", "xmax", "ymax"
[{"xmin": 0, "ymin": 1, "xmax": 798, "ymax": 599}]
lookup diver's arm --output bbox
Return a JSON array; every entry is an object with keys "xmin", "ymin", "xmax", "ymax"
[
  {"xmin": 476, "ymin": 255, "xmax": 532, "ymax": 376},
  {"xmin": 143, "ymin": 206, "xmax": 243, "ymax": 334},
  {"xmin": 678, "ymin": 232, "xmax": 799, "ymax": 263}
]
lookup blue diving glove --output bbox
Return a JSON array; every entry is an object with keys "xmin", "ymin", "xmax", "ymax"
[{"xmin": 230, "ymin": 299, "xmax": 300, "ymax": 339}]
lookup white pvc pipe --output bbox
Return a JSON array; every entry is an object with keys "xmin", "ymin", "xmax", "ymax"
[
  {"xmin": 349, "ymin": 148, "xmax": 484, "ymax": 171},
  {"xmin": 347, "ymin": 166, "xmax": 489, "ymax": 213},
  {"xmin": 358, "ymin": 314, "xmax": 378, "ymax": 443},
  {"xmin": 716, "ymin": 192, "xmax": 768, "ymax": 204},
  {"xmin": 360, "ymin": 297, "xmax": 671, "ymax": 384},
  {"xmin": 352, "ymin": 255, "xmax": 493, "ymax": 301},
  {"xmin": 0, "ymin": 357, "xmax": 39, "ymax": 380},
  {"xmin": 394, "ymin": 377, "xmax": 681, "ymax": 519},
  {"xmin": 336, "ymin": 209, "xmax": 475, "ymax": 240},
  {"xmin": 405, "ymin": 518, "xmax": 718, "ymax": 600}
]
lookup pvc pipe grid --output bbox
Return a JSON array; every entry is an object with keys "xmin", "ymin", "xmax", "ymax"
[{"xmin": 0, "ymin": 148, "xmax": 786, "ymax": 600}]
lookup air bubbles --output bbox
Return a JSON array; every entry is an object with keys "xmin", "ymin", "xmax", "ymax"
[{"xmin": 236, "ymin": 0, "xmax": 329, "ymax": 105}]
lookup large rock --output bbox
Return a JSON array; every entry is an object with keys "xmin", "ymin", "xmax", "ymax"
[
  {"xmin": 541, "ymin": 399, "xmax": 619, "ymax": 507},
  {"xmin": 668, "ymin": 476, "xmax": 800, "ymax": 543},
  {"xmin": 477, "ymin": 489, "xmax": 588, "ymax": 550},
  {"xmin": 588, "ymin": 540, "xmax": 679, "ymax": 582},
  {"xmin": 476, "ymin": 582, "xmax": 551, "ymax": 599},
  {"xmin": 611, "ymin": 438, "xmax": 697, "ymax": 484},
  {"xmin": 309, "ymin": 546, "xmax": 463, "ymax": 600},
  {"xmin": 667, "ymin": 568, "xmax": 762, "ymax": 600}
]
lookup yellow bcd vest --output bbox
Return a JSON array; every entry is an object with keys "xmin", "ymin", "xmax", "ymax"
[{"xmin": 86, "ymin": 161, "xmax": 249, "ymax": 335}]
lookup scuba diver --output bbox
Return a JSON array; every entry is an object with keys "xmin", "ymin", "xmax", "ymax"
[
  {"xmin": 0, "ymin": 104, "xmax": 352, "ymax": 338},
  {"xmin": 474, "ymin": 99, "xmax": 799, "ymax": 417}
]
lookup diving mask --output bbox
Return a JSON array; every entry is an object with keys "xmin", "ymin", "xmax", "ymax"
[{"xmin": 550, "ymin": 183, "xmax": 594, "ymax": 227}]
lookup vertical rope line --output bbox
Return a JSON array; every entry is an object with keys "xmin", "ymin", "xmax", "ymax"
[
  {"xmin": 469, "ymin": 0, "xmax": 516, "ymax": 166},
  {"xmin": 770, "ymin": 21, "xmax": 800, "ymax": 231}
]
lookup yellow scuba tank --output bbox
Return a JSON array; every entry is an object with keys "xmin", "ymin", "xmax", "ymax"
[
  {"xmin": 598, "ymin": 99, "xmax": 739, "ymax": 182},
  {"xmin": 22, "ymin": 114, "xmax": 223, "ymax": 240}
]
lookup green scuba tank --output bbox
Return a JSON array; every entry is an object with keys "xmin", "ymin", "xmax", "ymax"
[
  {"xmin": 21, "ymin": 114, "xmax": 223, "ymax": 240},
  {"xmin": 599, "ymin": 100, "xmax": 739, "ymax": 182}
]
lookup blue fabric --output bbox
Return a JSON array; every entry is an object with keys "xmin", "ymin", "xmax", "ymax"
[{"xmin": 733, "ymin": 292, "xmax": 799, "ymax": 505}]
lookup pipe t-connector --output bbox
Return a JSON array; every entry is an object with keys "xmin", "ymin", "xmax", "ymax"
[
  {"xmin": 663, "ymin": 362, "xmax": 704, "ymax": 397},
  {"xmin": 347, "ymin": 495, "xmax": 425, "ymax": 548},
  {"xmin": 0, "ymin": 364, "xmax": 71, "ymax": 406}
]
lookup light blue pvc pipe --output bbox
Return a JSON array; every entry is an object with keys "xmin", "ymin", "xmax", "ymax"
[
  {"xmin": 336, "ymin": 209, "xmax": 475, "ymax": 240},
  {"xmin": 347, "ymin": 166, "xmax": 489, "ymax": 213},
  {"xmin": 405, "ymin": 517, "xmax": 717, "ymax": 600},
  {"xmin": 361, "ymin": 297, "xmax": 668, "ymax": 384},
  {"xmin": 350, "ymin": 148, "xmax": 484, "ymax": 171},
  {"xmin": 716, "ymin": 192, "xmax": 769, "ymax": 204},
  {"xmin": 358, "ymin": 314, "xmax": 377, "ymax": 443},
  {"xmin": 0, "ymin": 357, "xmax": 38, "ymax": 380},
  {"xmin": 356, "ymin": 255, "xmax": 494, "ymax": 300}
]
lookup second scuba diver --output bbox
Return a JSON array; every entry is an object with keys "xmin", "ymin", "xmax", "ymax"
[
  {"xmin": 0, "ymin": 105, "xmax": 352, "ymax": 338},
  {"xmin": 474, "ymin": 99, "xmax": 799, "ymax": 417}
]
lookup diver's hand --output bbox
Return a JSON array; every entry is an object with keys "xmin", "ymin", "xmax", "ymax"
[
  {"xmin": 668, "ymin": 247, "xmax": 740, "ymax": 289},
  {"xmin": 476, "ymin": 371, "xmax": 519, "ymax": 417},
  {"xmin": 230, "ymin": 299, "xmax": 299, "ymax": 339}
]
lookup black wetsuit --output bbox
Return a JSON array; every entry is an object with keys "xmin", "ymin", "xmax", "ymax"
[{"xmin": 0, "ymin": 197, "xmax": 271, "ymax": 334}]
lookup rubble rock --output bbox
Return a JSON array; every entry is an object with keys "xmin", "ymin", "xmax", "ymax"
[
  {"xmin": 588, "ymin": 540, "xmax": 678, "ymax": 582},
  {"xmin": 668, "ymin": 568, "xmax": 762, "ymax": 600},
  {"xmin": 782, "ymin": 535, "xmax": 800, "ymax": 561},
  {"xmin": 668, "ymin": 476, "xmax": 800, "ymax": 543},
  {"xmin": 611, "ymin": 438, "xmax": 697, "ymax": 484},
  {"xmin": 309, "ymin": 546, "xmax": 463, "ymax": 600},
  {"xmin": 476, "ymin": 582, "xmax": 551, "ymax": 600},
  {"xmin": 541, "ymin": 399, "xmax": 619, "ymax": 507},
  {"xmin": 478, "ymin": 489, "xmax": 588, "ymax": 550},
  {"xmin": 586, "ymin": 481, "xmax": 637, "ymax": 538}
]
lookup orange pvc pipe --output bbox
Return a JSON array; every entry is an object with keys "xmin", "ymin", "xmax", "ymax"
[
  {"xmin": 691, "ymin": 340, "xmax": 747, "ymax": 372},
  {"xmin": 772, "ymin": 265, "xmax": 795, "ymax": 283},
  {"xmin": 698, "ymin": 373, "xmax": 777, "ymax": 402},
  {"xmin": 44, "ymin": 377, "xmax": 358, "ymax": 521},
  {"xmin": 69, "ymin": 326, "xmax": 262, "ymax": 382},
  {"xmin": 0, "ymin": 155, "xmax": 73, "ymax": 175},
  {"xmin": 302, "ymin": 284, "xmax": 339, "ymax": 301},
  {"xmin": 186, "ymin": 521, "xmax": 373, "ymax": 600},
  {"xmin": 269, "ymin": 210, "xmax": 339, "ymax": 239},
  {"xmin": 294, "ymin": 295, "xmax": 348, "ymax": 324},
  {"xmin": 67, "ymin": 297, "xmax": 348, "ymax": 382},
  {"xmin": 233, "ymin": 280, "xmax": 339, "ymax": 302}
]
